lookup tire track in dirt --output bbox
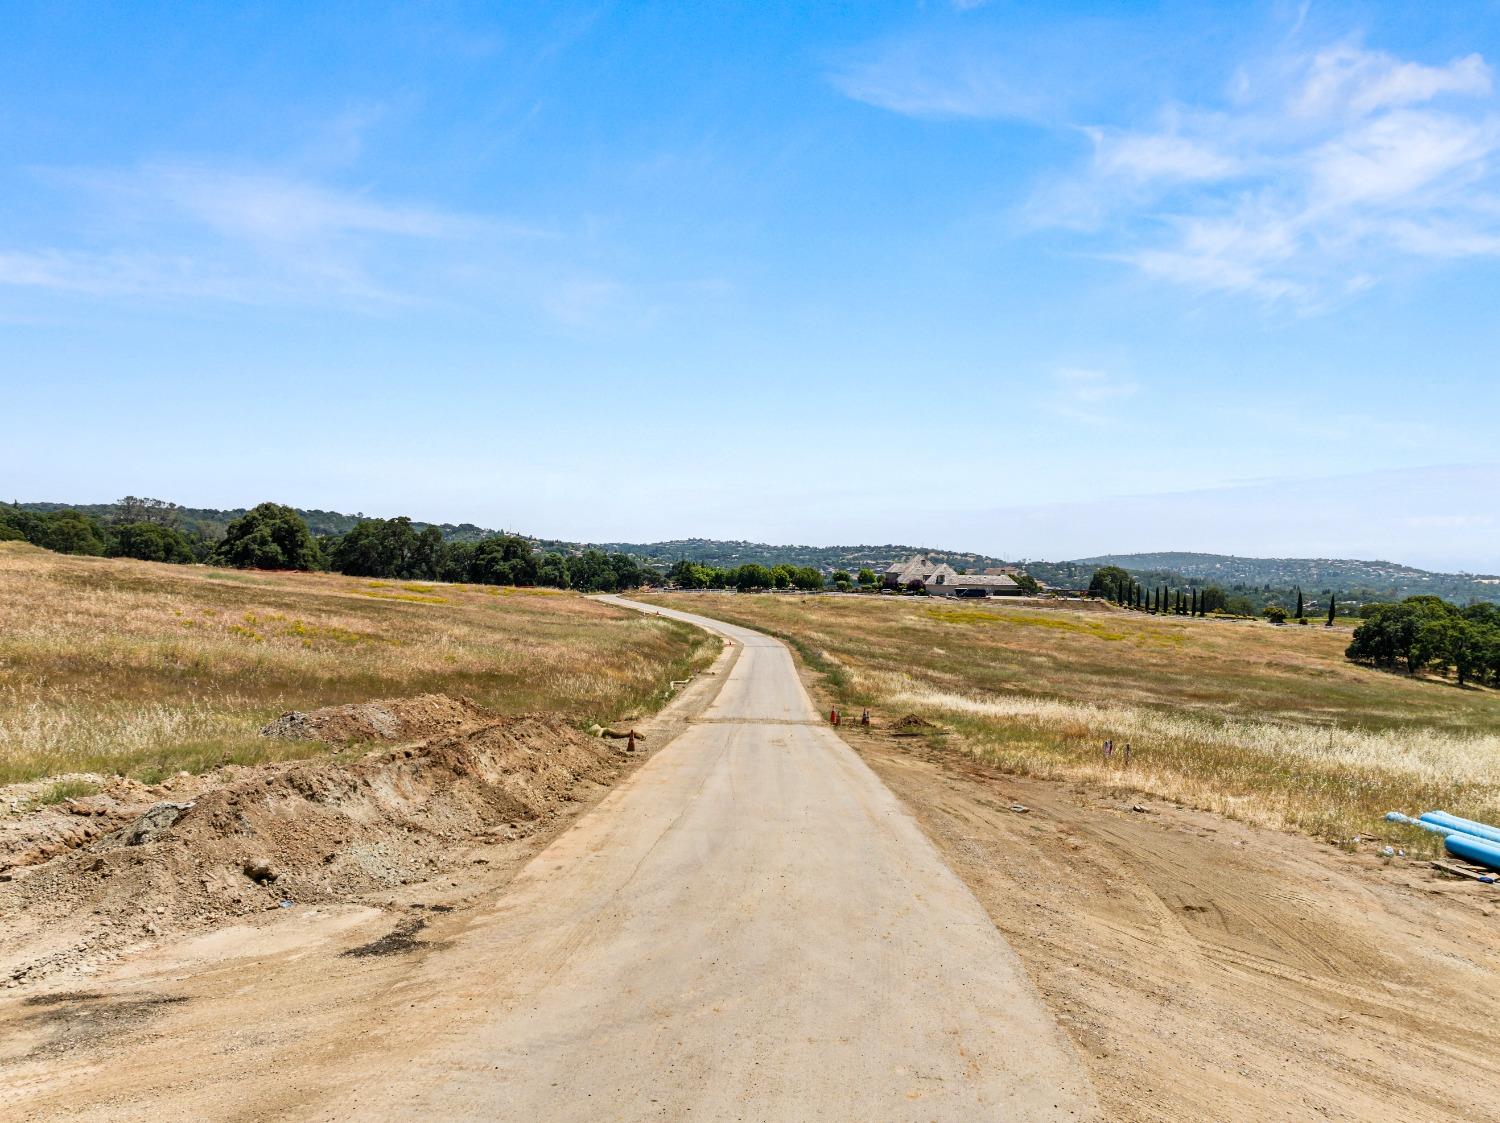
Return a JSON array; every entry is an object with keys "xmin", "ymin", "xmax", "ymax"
[{"xmin": 847, "ymin": 731, "xmax": 1500, "ymax": 1122}]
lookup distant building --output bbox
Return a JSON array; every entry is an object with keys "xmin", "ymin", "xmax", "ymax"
[
  {"xmin": 882, "ymin": 554, "xmax": 1023, "ymax": 597},
  {"xmin": 882, "ymin": 555, "xmax": 953, "ymax": 590}
]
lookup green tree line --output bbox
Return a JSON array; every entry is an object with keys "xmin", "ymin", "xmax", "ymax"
[
  {"xmin": 2, "ymin": 500, "xmax": 655, "ymax": 594},
  {"xmin": 1, "ymin": 499, "xmax": 211, "ymax": 563},
  {"xmin": 667, "ymin": 559, "xmax": 827, "ymax": 592}
]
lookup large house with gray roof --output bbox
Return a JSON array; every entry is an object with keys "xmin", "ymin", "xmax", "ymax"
[{"xmin": 882, "ymin": 555, "xmax": 1022, "ymax": 597}]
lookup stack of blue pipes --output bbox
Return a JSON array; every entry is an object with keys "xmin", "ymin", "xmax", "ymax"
[{"xmin": 1385, "ymin": 810, "xmax": 1500, "ymax": 873}]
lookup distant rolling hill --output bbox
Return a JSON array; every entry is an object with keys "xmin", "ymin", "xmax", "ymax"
[
  {"xmin": 573, "ymin": 538, "xmax": 1014, "ymax": 575},
  {"xmin": 1060, "ymin": 552, "xmax": 1500, "ymax": 604}
]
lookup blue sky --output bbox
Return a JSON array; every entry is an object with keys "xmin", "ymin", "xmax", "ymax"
[{"xmin": 3, "ymin": 1, "xmax": 1498, "ymax": 570}]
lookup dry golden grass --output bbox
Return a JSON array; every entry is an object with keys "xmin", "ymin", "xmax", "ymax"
[
  {"xmin": 0, "ymin": 544, "xmax": 717, "ymax": 784},
  {"xmin": 646, "ymin": 592, "xmax": 1500, "ymax": 848}
]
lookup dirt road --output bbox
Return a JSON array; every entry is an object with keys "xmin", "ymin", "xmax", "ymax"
[{"xmin": 2, "ymin": 598, "xmax": 1097, "ymax": 1120}]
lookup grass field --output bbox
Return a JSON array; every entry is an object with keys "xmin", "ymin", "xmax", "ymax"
[
  {"xmin": 647, "ymin": 592, "xmax": 1500, "ymax": 848},
  {"xmin": 0, "ymin": 543, "xmax": 717, "ymax": 785}
]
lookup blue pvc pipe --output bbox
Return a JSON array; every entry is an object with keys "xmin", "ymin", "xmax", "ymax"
[
  {"xmin": 1444, "ymin": 832, "xmax": 1500, "ymax": 873},
  {"xmin": 1385, "ymin": 811, "xmax": 1470, "ymax": 838},
  {"xmin": 1420, "ymin": 811, "xmax": 1500, "ymax": 846}
]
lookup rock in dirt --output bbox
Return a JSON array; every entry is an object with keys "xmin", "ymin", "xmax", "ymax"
[
  {"xmin": 242, "ymin": 858, "xmax": 278, "ymax": 883},
  {"xmin": 120, "ymin": 802, "xmax": 194, "ymax": 847}
]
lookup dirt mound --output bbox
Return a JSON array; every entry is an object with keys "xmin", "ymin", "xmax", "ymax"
[
  {"xmin": 259, "ymin": 693, "xmax": 487, "ymax": 742},
  {"xmin": 1, "ymin": 776, "xmax": 159, "ymax": 874},
  {"xmin": 0, "ymin": 709, "xmax": 629, "ymax": 987},
  {"xmin": 892, "ymin": 713, "xmax": 937, "ymax": 733}
]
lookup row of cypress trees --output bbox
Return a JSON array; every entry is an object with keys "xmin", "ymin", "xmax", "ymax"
[
  {"xmin": 1106, "ymin": 580, "xmax": 1214, "ymax": 617},
  {"xmin": 1106, "ymin": 578, "xmax": 1339, "ymax": 624}
]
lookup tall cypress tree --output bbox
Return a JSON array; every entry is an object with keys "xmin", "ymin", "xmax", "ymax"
[
  {"xmin": 1326, "ymin": 592, "xmax": 1336, "ymax": 627},
  {"xmin": 1295, "ymin": 587, "xmax": 1305, "ymax": 621}
]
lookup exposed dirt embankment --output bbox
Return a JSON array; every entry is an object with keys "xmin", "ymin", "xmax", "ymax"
[{"xmin": 0, "ymin": 696, "xmax": 630, "ymax": 987}]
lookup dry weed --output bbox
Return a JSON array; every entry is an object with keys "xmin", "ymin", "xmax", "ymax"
[
  {"xmin": 647, "ymin": 592, "xmax": 1500, "ymax": 843},
  {"xmin": 0, "ymin": 544, "xmax": 716, "ymax": 783}
]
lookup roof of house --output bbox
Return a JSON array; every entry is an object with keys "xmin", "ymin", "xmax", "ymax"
[
  {"xmin": 886, "ymin": 554, "xmax": 933, "ymax": 582},
  {"xmin": 940, "ymin": 573, "xmax": 1019, "ymax": 588},
  {"xmin": 884, "ymin": 554, "xmax": 927, "ymax": 576}
]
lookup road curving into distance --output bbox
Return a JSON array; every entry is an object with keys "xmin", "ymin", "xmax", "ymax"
[
  {"xmin": 329, "ymin": 596, "xmax": 1099, "ymax": 1120},
  {"xmin": 3, "ymin": 597, "xmax": 1098, "ymax": 1121}
]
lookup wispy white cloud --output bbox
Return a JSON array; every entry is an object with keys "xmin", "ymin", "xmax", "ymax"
[
  {"xmin": 0, "ymin": 162, "xmax": 509, "ymax": 308},
  {"xmin": 1045, "ymin": 366, "xmax": 1140, "ymax": 424},
  {"xmin": 0, "ymin": 160, "xmax": 700, "ymax": 325},
  {"xmin": 835, "ymin": 22, "xmax": 1500, "ymax": 308},
  {"xmin": 827, "ymin": 27, "xmax": 1079, "ymax": 122},
  {"xmin": 831, "ymin": 52, "xmax": 1047, "ymax": 120},
  {"xmin": 1087, "ymin": 128, "xmax": 1244, "ymax": 183},
  {"xmin": 47, "ymin": 162, "xmax": 515, "ymax": 245},
  {"xmin": 1292, "ymin": 45, "xmax": 1491, "ymax": 117},
  {"xmin": 1044, "ymin": 41, "xmax": 1500, "ymax": 305}
]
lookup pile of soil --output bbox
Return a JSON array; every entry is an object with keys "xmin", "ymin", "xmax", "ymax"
[
  {"xmin": 0, "ymin": 698, "xmax": 628, "ymax": 987},
  {"xmin": 891, "ymin": 714, "xmax": 937, "ymax": 734},
  {"xmin": 259, "ymin": 693, "xmax": 486, "ymax": 742}
]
